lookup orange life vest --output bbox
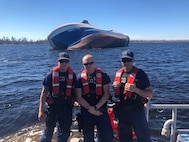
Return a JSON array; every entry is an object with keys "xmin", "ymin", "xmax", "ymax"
[
  {"xmin": 114, "ymin": 67, "xmax": 138, "ymax": 97},
  {"xmin": 107, "ymin": 108, "xmax": 118, "ymax": 131},
  {"xmin": 107, "ymin": 107, "xmax": 137, "ymax": 140},
  {"xmin": 81, "ymin": 68, "xmax": 102, "ymax": 96},
  {"xmin": 52, "ymin": 66, "xmax": 73, "ymax": 97}
]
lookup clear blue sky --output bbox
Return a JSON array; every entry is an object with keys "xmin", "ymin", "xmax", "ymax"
[{"xmin": 1, "ymin": 0, "xmax": 189, "ymax": 40}]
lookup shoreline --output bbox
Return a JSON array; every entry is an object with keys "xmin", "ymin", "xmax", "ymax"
[
  {"xmin": 130, "ymin": 39, "xmax": 189, "ymax": 43},
  {"xmin": 1, "ymin": 39, "xmax": 189, "ymax": 45}
]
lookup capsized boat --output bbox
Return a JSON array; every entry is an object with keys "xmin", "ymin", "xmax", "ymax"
[{"xmin": 47, "ymin": 20, "xmax": 130, "ymax": 50}]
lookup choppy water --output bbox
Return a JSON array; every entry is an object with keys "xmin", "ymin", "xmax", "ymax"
[{"xmin": 0, "ymin": 42, "xmax": 189, "ymax": 142}]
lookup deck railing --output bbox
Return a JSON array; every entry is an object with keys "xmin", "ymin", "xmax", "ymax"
[{"xmin": 146, "ymin": 103, "xmax": 189, "ymax": 142}]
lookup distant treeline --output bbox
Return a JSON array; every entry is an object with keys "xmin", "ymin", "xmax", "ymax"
[
  {"xmin": 130, "ymin": 40, "xmax": 189, "ymax": 43},
  {"xmin": 1, "ymin": 36, "xmax": 189, "ymax": 44},
  {"xmin": 0, "ymin": 36, "xmax": 48, "ymax": 44}
]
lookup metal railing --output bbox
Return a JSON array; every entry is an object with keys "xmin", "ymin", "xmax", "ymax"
[{"xmin": 146, "ymin": 103, "xmax": 189, "ymax": 142}]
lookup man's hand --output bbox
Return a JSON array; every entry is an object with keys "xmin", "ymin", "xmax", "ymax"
[
  {"xmin": 38, "ymin": 110, "xmax": 45, "ymax": 122},
  {"xmin": 88, "ymin": 106, "xmax": 103, "ymax": 116},
  {"xmin": 112, "ymin": 82, "xmax": 121, "ymax": 90},
  {"xmin": 124, "ymin": 83, "xmax": 136, "ymax": 92}
]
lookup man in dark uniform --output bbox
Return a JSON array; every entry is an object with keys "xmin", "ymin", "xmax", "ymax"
[
  {"xmin": 75, "ymin": 54, "xmax": 113, "ymax": 142},
  {"xmin": 38, "ymin": 52, "xmax": 76, "ymax": 142},
  {"xmin": 112, "ymin": 50, "xmax": 153, "ymax": 142}
]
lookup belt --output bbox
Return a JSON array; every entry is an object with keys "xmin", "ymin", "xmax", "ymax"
[
  {"xmin": 120, "ymin": 104, "xmax": 144, "ymax": 111},
  {"xmin": 49, "ymin": 104, "xmax": 69, "ymax": 109}
]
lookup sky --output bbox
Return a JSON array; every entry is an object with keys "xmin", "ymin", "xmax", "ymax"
[{"xmin": 1, "ymin": 0, "xmax": 189, "ymax": 41}]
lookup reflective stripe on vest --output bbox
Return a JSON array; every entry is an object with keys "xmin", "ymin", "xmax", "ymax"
[
  {"xmin": 81, "ymin": 68, "xmax": 102, "ymax": 95},
  {"xmin": 52, "ymin": 66, "xmax": 73, "ymax": 97},
  {"xmin": 114, "ymin": 67, "xmax": 138, "ymax": 97}
]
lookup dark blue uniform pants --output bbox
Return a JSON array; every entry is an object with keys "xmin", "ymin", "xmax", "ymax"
[
  {"xmin": 118, "ymin": 108, "xmax": 151, "ymax": 142},
  {"xmin": 81, "ymin": 108, "xmax": 113, "ymax": 142},
  {"xmin": 40, "ymin": 105, "xmax": 72, "ymax": 142}
]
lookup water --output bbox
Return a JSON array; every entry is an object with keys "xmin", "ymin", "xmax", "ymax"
[{"xmin": 0, "ymin": 42, "xmax": 189, "ymax": 142}]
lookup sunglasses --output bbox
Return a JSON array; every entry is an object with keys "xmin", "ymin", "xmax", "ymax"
[
  {"xmin": 121, "ymin": 58, "xmax": 133, "ymax": 63},
  {"xmin": 59, "ymin": 59, "xmax": 69, "ymax": 63},
  {"xmin": 83, "ymin": 61, "xmax": 94, "ymax": 66}
]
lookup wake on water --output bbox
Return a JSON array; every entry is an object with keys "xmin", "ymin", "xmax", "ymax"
[
  {"xmin": 0, "ymin": 124, "xmax": 113, "ymax": 142},
  {"xmin": 0, "ymin": 124, "xmax": 44, "ymax": 142},
  {"xmin": 0, "ymin": 123, "xmax": 85, "ymax": 142},
  {"xmin": 0, "ymin": 106, "xmax": 104, "ymax": 142}
]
